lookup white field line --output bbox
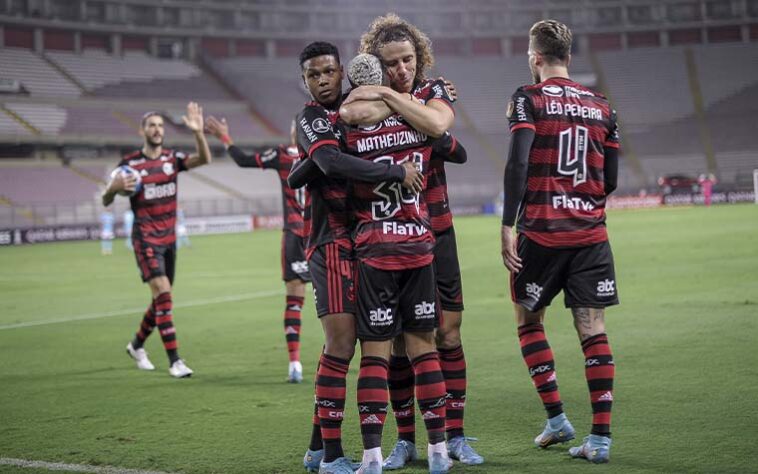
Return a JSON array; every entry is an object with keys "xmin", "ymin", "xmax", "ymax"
[
  {"xmin": 0, "ymin": 457, "xmax": 173, "ymax": 474},
  {"xmin": 0, "ymin": 290, "xmax": 281, "ymax": 331}
]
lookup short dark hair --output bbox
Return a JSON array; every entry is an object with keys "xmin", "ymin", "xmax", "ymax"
[
  {"xmin": 140, "ymin": 111, "xmax": 162, "ymax": 128},
  {"xmin": 299, "ymin": 41, "xmax": 340, "ymax": 69},
  {"xmin": 529, "ymin": 20, "xmax": 572, "ymax": 63}
]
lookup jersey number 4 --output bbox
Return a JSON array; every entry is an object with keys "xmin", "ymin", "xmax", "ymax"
[{"xmin": 557, "ymin": 125, "xmax": 589, "ymax": 186}]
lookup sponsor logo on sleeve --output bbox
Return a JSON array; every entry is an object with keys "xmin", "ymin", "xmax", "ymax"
[{"xmin": 311, "ymin": 117, "xmax": 330, "ymax": 134}]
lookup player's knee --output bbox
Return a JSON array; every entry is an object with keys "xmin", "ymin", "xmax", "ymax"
[
  {"xmin": 285, "ymin": 279, "xmax": 306, "ymax": 297},
  {"xmin": 404, "ymin": 331, "xmax": 436, "ymax": 359},
  {"xmin": 436, "ymin": 327, "xmax": 461, "ymax": 349}
]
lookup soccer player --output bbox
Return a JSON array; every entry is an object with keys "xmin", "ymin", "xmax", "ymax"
[
  {"xmin": 176, "ymin": 208, "xmax": 190, "ymax": 248},
  {"xmin": 123, "ymin": 210, "xmax": 134, "ymax": 249},
  {"xmin": 339, "ymin": 13, "xmax": 484, "ymax": 468},
  {"xmin": 501, "ymin": 20, "xmax": 620, "ymax": 463},
  {"xmin": 205, "ymin": 117, "xmax": 310, "ymax": 383},
  {"xmin": 291, "ymin": 42, "xmax": 423, "ymax": 474},
  {"xmin": 102, "ymin": 102, "xmax": 212, "ymax": 378}
]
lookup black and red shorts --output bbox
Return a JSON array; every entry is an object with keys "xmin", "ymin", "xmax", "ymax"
[
  {"xmin": 281, "ymin": 231, "xmax": 311, "ymax": 283},
  {"xmin": 511, "ymin": 234, "xmax": 619, "ymax": 312},
  {"xmin": 133, "ymin": 240, "xmax": 176, "ymax": 284},
  {"xmin": 309, "ymin": 242, "xmax": 355, "ymax": 317},
  {"xmin": 356, "ymin": 262, "xmax": 438, "ymax": 341},
  {"xmin": 433, "ymin": 226, "xmax": 464, "ymax": 312}
]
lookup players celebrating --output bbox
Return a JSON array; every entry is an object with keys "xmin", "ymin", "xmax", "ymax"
[
  {"xmin": 102, "ymin": 102, "xmax": 212, "ymax": 378},
  {"xmin": 501, "ymin": 20, "xmax": 620, "ymax": 463},
  {"xmin": 205, "ymin": 117, "xmax": 311, "ymax": 384}
]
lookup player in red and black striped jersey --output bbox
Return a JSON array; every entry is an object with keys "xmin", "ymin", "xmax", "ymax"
[
  {"xmin": 336, "ymin": 15, "xmax": 475, "ymax": 470},
  {"xmin": 290, "ymin": 42, "xmax": 424, "ymax": 473},
  {"xmin": 205, "ymin": 116, "xmax": 310, "ymax": 384},
  {"xmin": 102, "ymin": 102, "xmax": 212, "ymax": 379},
  {"xmin": 501, "ymin": 20, "xmax": 619, "ymax": 463}
]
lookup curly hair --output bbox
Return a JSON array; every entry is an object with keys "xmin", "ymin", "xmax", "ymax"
[{"xmin": 359, "ymin": 13, "xmax": 434, "ymax": 84}]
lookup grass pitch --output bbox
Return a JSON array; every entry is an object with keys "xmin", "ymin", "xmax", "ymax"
[{"xmin": 1, "ymin": 205, "xmax": 757, "ymax": 473}]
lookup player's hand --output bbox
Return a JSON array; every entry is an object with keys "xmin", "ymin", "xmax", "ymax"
[
  {"xmin": 182, "ymin": 101, "xmax": 204, "ymax": 133},
  {"xmin": 501, "ymin": 225, "xmax": 522, "ymax": 272},
  {"xmin": 400, "ymin": 162, "xmax": 424, "ymax": 194},
  {"xmin": 108, "ymin": 172, "xmax": 136, "ymax": 194},
  {"xmin": 438, "ymin": 76, "xmax": 458, "ymax": 102},
  {"xmin": 343, "ymin": 85, "xmax": 386, "ymax": 104},
  {"xmin": 205, "ymin": 116, "xmax": 229, "ymax": 139}
]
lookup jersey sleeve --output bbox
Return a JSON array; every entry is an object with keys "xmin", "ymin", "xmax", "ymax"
[
  {"xmin": 423, "ymin": 78, "xmax": 455, "ymax": 113},
  {"xmin": 175, "ymin": 150, "xmax": 189, "ymax": 172},
  {"xmin": 296, "ymin": 105, "xmax": 341, "ymax": 157},
  {"xmin": 506, "ymin": 89, "xmax": 536, "ymax": 133},
  {"xmin": 605, "ymin": 109, "xmax": 620, "ymax": 149}
]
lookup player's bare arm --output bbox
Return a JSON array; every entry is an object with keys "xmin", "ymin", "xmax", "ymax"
[
  {"xmin": 341, "ymin": 85, "xmax": 453, "ymax": 137},
  {"xmin": 181, "ymin": 102, "xmax": 212, "ymax": 169}
]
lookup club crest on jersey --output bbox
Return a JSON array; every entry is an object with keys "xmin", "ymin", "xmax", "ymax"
[
  {"xmin": 542, "ymin": 85, "xmax": 564, "ymax": 97},
  {"xmin": 162, "ymin": 162, "xmax": 174, "ymax": 176},
  {"xmin": 311, "ymin": 117, "xmax": 330, "ymax": 134}
]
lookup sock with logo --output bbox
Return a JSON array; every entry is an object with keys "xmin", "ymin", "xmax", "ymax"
[
  {"xmin": 316, "ymin": 353, "xmax": 350, "ymax": 462},
  {"xmin": 131, "ymin": 301, "xmax": 155, "ymax": 349},
  {"xmin": 439, "ymin": 345, "xmax": 466, "ymax": 440},
  {"xmin": 308, "ymin": 357, "xmax": 322, "ymax": 452},
  {"xmin": 518, "ymin": 323, "xmax": 563, "ymax": 418},
  {"xmin": 284, "ymin": 295, "xmax": 304, "ymax": 363},
  {"xmin": 582, "ymin": 333, "xmax": 615, "ymax": 437},
  {"xmin": 154, "ymin": 292, "xmax": 179, "ymax": 364},
  {"xmin": 388, "ymin": 355, "xmax": 416, "ymax": 444},
  {"xmin": 411, "ymin": 352, "xmax": 447, "ymax": 445},
  {"xmin": 358, "ymin": 356, "xmax": 389, "ymax": 450}
]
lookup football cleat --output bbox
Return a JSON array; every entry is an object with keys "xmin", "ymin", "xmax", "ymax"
[
  {"xmin": 569, "ymin": 434, "xmax": 611, "ymax": 464},
  {"xmin": 168, "ymin": 359, "xmax": 193, "ymax": 378},
  {"xmin": 320, "ymin": 457, "xmax": 358, "ymax": 474},
  {"xmin": 288, "ymin": 361, "xmax": 304, "ymax": 383},
  {"xmin": 429, "ymin": 449, "xmax": 453, "ymax": 474},
  {"xmin": 534, "ymin": 414, "xmax": 575, "ymax": 448},
  {"xmin": 303, "ymin": 449, "xmax": 323, "ymax": 472},
  {"xmin": 356, "ymin": 460, "xmax": 382, "ymax": 474},
  {"xmin": 383, "ymin": 439, "xmax": 417, "ymax": 470},
  {"xmin": 448, "ymin": 436, "xmax": 484, "ymax": 465},
  {"xmin": 126, "ymin": 342, "xmax": 155, "ymax": 371}
]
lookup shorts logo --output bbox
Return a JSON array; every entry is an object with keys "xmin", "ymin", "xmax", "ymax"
[
  {"xmin": 597, "ymin": 279, "xmax": 615, "ymax": 297},
  {"xmin": 414, "ymin": 301, "xmax": 436, "ymax": 319},
  {"xmin": 311, "ymin": 118, "xmax": 330, "ymax": 134},
  {"xmin": 526, "ymin": 282, "xmax": 543, "ymax": 300},
  {"xmin": 291, "ymin": 260, "xmax": 309, "ymax": 275},
  {"xmin": 369, "ymin": 307, "xmax": 393, "ymax": 326}
]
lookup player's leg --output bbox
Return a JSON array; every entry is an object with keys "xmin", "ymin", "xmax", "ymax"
[
  {"xmin": 402, "ymin": 264, "xmax": 452, "ymax": 474},
  {"xmin": 565, "ymin": 241, "xmax": 618, "ymax": 463},
  {"xmin": 126, "ymin": 240, "xmax": 159, "ymax": 370},
  {"xmin": 432, "ymin": 227, "xmax": 483, "ymax": 465},
  {"xmin": 150, "ymin": 245, "xmax": 191, "ymax": 378},
  {"xmin": 306, "ymin": 243, "xmax": 356, "ymax": 472},
  {"xmin": 384, "ymin": 336, "xmax": 418, "ymax": 470},
  {"xmin": 282, "ymin": 231, "xmax": 310, "ymax": 383},
  {"xmin": 511, "ymin": 235, "xmax": 574, "ymax": 447},
  {"xmin": 284, "ymin": 278, "xmax": 306, "ymax": 383},
  {"xmin": 354, "ymin": 262, "xmax": 399, "ymax": 474}
]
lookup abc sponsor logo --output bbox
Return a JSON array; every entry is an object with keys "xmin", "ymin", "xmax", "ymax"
[
  {"xmin": 414, "ymin": 301, "xmax": 436, "ymax": 319},
  {"xmin": 596, "ymin": 279, "xmax": 615, "ymax": 297},
  {"xmin": 526, "ymin": 282, "xmax": 543, "ymax": 300},
  {"xmin": 369, "ymin": 307, "xmax": 393, "ymax": 326}
]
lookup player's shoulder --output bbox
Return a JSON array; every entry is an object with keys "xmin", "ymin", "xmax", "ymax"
[{"xmin": 120, "ymin": 150, "xmax": 143, "ymax": 167}]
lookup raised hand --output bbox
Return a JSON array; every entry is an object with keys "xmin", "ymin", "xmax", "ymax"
[
  {"xmin": 205, "ymin": 116, "xmax": 229, "ymax": 140},
  {"xmin": 182, "ymin": 101, "xmax": 204, "ymax": 133}
]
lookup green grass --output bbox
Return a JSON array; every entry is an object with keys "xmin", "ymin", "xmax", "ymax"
[{"xmin": 1, "ymin": 205, "xmax": 757, "ymax": 473}]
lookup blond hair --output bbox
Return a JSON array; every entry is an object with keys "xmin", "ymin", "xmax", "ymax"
[
  {"xmin": 529, "ymin": 20, "xmax": 572, "ymax": 63},
  {"xmin": 359, "ymin": 13, "xmax": 434, "ymax": 84}
]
